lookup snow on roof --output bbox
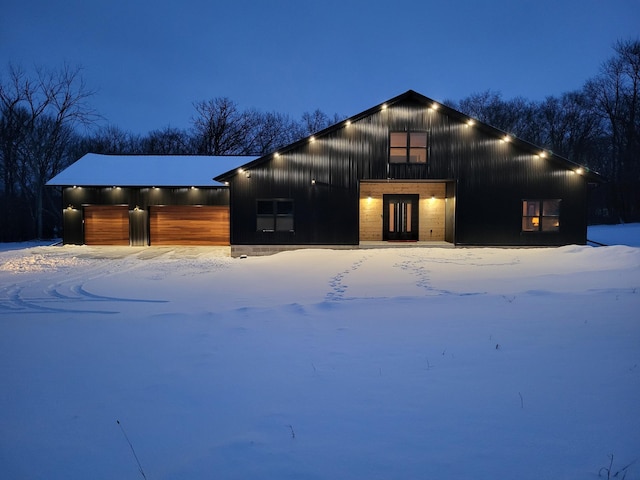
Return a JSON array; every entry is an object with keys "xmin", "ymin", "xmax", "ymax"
[{"xmin": 46, "ymin": 153, "xmax": 257, "ymax": 187}]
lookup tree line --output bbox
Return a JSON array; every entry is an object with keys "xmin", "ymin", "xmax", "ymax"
[{"xmin": 1, "ymin": 39, "xmax": 638, "ymax": 242}]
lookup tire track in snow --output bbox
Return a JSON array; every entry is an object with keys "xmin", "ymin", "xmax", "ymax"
[{"xmin": 1, "ymin": 250, "xmax": 170, "ymax": 315}]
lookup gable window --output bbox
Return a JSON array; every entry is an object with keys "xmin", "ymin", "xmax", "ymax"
[
  {"xmin": 522, "ymin": 199, "xmax": 560, "ymax": 232},
  {"xmin": 257, "ymin": 199, "xmax": 294, "ymax": 232},
  {"xmin": 389, "ymin": 131, "xmax": 428, "ymax": 164}
]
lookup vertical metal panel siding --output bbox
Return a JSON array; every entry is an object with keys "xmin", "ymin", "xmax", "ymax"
[{"xmin": 230, "ymin": 97, "xmax": 587, "ymax": 246}]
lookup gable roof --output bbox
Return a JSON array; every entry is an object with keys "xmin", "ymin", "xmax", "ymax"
[
  {"xmin": 214, "ymin": 89, "xmax": 603, "ymax": 183},
  {"xmin": 47, "ymin": 153, "xmax": 257, "ymax": 187}
]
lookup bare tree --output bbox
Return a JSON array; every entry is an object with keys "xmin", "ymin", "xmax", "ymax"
[
  {"xmin": 0, "ymin": 63, "xmax": 97, "ymax": 239},
  {"xmin": 538, "ymin": 92, "xmax": 604, "ymax": 169},
  {"xmin": 74, "ymin": 125, "xmax": 143, "ymax": 155},
  {"xmin": 452, "ymin": 90, "xmax": 539, "ymax": 141},
  {"xmin": 299, "ymin": 109, "xmax": 344, "ymax": 136},
  {"xmin": 141, "ymin": 126, "xmax": 194, "ymax": 154},
  {"xmin": 244, "ymin": 111, "xmax": 300, "ymax": 155},
  {"xmin": 585, "ymin": 39, "xmax": 640, "ymax": 221},
  {"xmin": 191, "ymin": 97, "xmax": 254, "ymax": 155}
]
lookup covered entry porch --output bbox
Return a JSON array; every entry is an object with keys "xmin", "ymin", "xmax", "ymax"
[{"xmin": 359, "ymin": 180, "xmax": 456, "ymax": 243}]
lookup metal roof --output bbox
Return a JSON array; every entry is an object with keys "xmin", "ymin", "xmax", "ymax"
[{"xmin": 47, "ymin": 153, "xmax": 257, "ymax": 187}]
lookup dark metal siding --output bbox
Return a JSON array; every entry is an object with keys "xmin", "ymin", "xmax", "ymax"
[
  {"xmin": 61, "ymin": 186, "xmax": 228, "ymax": 245},
  {"xmin": 228, "ymin": 96, "xmax": 588, "ymax": 246}
]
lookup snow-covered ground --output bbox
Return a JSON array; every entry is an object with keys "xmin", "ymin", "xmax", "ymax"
[{"xmin": 1, "ymin": 225, "xmax": 638, "ymax": 480}]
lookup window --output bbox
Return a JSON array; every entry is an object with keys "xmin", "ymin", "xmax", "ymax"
[
  {"xmin": 389, "ymin": 131, "xmax": 428, "ymax": 164},
  {"xmin": 257, "ymin": 199, "xmax": 294, "ymax": 232},
  {"xmin": 522, "ymin": 199, "xmax": 560, "ymax": 232}
]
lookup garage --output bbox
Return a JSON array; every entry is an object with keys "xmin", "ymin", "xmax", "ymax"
[
  {"xmin": 149, "ymin": 206, "xmax": 230, "ymax": 245},
  {"xmin": 83, "ymin": 205, "xmax": 130, "ymax": 245}
]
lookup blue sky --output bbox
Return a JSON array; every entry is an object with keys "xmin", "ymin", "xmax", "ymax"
[{"xmin": 2, "ymin": 0, "xmax": 639, "ymax": 134}]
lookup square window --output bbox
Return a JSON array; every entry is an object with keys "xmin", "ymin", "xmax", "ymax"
[
  {"xmin": 389, "ymin": 131, "xmax": 428, "ymax": 164},
  {"xmin": 522, "ymin": 199, "xmax": 560, "ymax": 232},
  {"xmin": 257, "ymin": 199, "xmax": 294, "ymax": 232}
]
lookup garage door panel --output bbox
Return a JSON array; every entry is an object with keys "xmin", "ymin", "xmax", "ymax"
[
  {"xmin": 150, "ymin": 206, "xmax": 229, "ymax": 245},
  {"xmin": 84, "ymin": 206, "xmax": 129, "ymax": 245}
]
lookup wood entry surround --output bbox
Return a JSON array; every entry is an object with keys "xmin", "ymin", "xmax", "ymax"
[
  {"xmin": 359, "ymin": 182, "xmax": 446, "ymax": 242},
  {"xmin": 149, "ymin": 205, "xmax": 229, "ymax": 246},
  {"xmin": 83, "ymin": 205, "xmax": 130, "ymax": 245}
]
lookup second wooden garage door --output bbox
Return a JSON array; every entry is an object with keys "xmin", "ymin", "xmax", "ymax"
[{"xmin": 149, "ymin": 206, "xmax": 229, "ymax": 246}]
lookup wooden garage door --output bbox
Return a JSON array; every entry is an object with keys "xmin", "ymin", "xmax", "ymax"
[
  {"xmin": 150, "ymin": 206, "xmax": 229, "ymax": 245},
  {"xmin": 84, "ymin": 205, "xmax": 130, "ymax": 245}
]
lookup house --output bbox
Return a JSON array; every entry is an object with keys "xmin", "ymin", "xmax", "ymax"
[
  {"xmin": 46, "ymin": 154, "xmax": 256, "ymax": 246},
  {"xmin": 215, "ymin": 90, "xmax": 601, "ymax": 256},
  {"xmin": 48, "ymin": 90, "xmax": 601, "ymax": 254}
]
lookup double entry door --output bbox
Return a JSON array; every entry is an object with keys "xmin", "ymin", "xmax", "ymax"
[{"xmin": 383, "ymin": 194, "xmax": 419, "ymax": 241}]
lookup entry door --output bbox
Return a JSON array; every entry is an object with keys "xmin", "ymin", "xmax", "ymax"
[{"xmin": 383, "ymin": 194, "xmax": 419, "ymax": 241}]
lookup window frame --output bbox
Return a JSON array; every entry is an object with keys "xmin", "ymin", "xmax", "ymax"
[
  {"xmin": 256, "ymin": 199, "xmax": 294, "ymax": 233},
  {"xmin": 389, "ymin": 130, "xmax": 429, "ymax": 164},
  {"xmin": 522, "ymin": 199, "xmax": 561, "ymax": 233}
]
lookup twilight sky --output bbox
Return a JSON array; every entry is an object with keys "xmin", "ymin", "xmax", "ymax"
[{"xmin": 2, "ymin": 0, "xmax": 639, "ymax": 135}]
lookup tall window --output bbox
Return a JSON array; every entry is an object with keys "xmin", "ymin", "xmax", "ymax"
[
  {"xmin": 257, "ymin": 199, "xmax": 294, "ymax": 232},
  {"xmin": 522, "ymin": 199, "xmax": 560, "ymax": 232},
  {"xmin": 390, "ymin": 131, "xmax": 428, "ymax": 164}
]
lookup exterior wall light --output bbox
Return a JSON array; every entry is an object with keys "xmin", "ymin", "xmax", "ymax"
[
  {"xmin": 311, "ymin": 179, "xmax": 316, "ymax": 185},
  {"xmin": 576, "ymin": 168, "xmax": 584, "ymax": 175},
  {"xmin": 466, "ymin": 119, "xmax": 475, "ymax": 127},
  {"xmin": 381, "ymin": 104, "xmax": 387, "ymax": 110},
  {"xmin": 309, "ymin": 136, "xmax": 316, "ymax": 143},
  {"xmin": 430, "ymin": 103, "xmax": 439, "ymax": 110}
]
